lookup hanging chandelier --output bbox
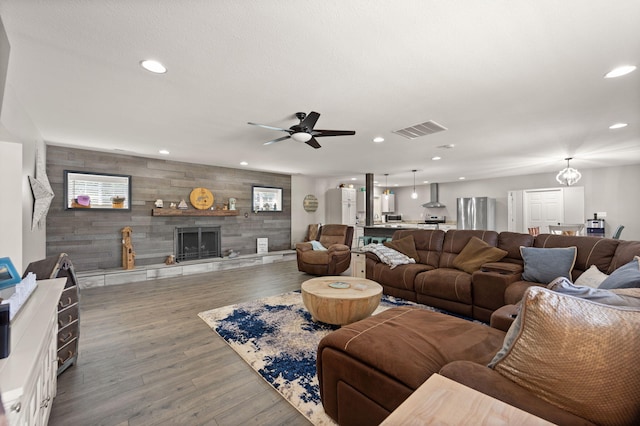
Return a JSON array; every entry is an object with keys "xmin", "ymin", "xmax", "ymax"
[
  {"xmin": 411, "ymin": 170, "xmax": 418, "ymax": 199},
  {"xmin": 556, "ymin": 157, "xmax": 582, "ymax": 186}
]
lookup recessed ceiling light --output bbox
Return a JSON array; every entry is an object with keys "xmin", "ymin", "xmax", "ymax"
[
  {"xmin": 437, "ymin": 144, "xmax": 455, "ymax": 149},
  {"xmin": 423, "ymin": 180, "xmax": 429, "ymax": 184},
  {"xmin": 373, "ymin": 180, "xmax": 378, "ymax": 184},
  {"xmin": 240, "ymin": 161, "xmax": 248, "ymax": 166},
  {"xmin": 373, "ymin": 137, "xmax": 384, "ymax": 143},
  {"xmin": 140, "ymin": 60, "xmax": 167, "ymax": 74},
  {"xmin": 431, "ymin": 156, "xmax": 441, "ymax": 161},
  {"xmin": 604, "ymin": 65, "xmax": 636, "ymax": 78},
  {"xmin": 159, "ymin": 149, "xmax": 170, "ymax": 155},
  {"xmin": 393, "ymin": 184, "xmax": 399, "ymax": 187},
  {"xmin": 609, "ymin": 122, "xmax": 628, "ymax": 129},
  {"xmin": 351, "ymin": 177, "xmax": 357, "ymax": 181},
  {"xmin": 459, "ymin": 177, "xmax": 466, "ymax": 180}
]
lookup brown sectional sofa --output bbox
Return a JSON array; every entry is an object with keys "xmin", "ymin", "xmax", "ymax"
[{"xmin": 319, "ymin": 230, "xmax": 640, "ymax": 425}]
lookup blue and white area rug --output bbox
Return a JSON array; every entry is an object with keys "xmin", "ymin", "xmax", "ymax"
[{"xmin": 198, "ymin": 292, "xmax": 444, "ymax": 425}]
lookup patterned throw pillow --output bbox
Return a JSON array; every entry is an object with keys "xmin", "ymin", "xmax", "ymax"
[
  {"xmin": 489, "ymin": 287, "xmax": 640, "ymax": 426},
  {"xmin": 363, "ymin": 244, "xmax": 415, "ymax": 269}
]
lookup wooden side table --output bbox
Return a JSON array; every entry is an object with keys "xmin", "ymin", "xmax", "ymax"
[
  {"xmin": 380, "ymin": 374, "xmax": 553, "ymax": 425},
  {"xmin": 351, "ymin": 250, "xmax": 366, "ymax": 278}
]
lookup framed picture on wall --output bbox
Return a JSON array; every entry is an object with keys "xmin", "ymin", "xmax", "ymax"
[
  {"xmin": 252, "ymin": 186, "xmax": 283, "ymax": 212},
  {"xmin": 0, "ymin": 257, "xmax": 21, "ymax": 290}
]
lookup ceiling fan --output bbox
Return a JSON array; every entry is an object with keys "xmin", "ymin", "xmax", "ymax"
[{"xmin": 248, "ymin": 111, "xmax": 356, "ymax": 149}]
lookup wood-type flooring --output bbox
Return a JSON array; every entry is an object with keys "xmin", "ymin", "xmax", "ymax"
[{"xmin": 49, "ymin": 260, "xmax": 319, "ymax": 426}]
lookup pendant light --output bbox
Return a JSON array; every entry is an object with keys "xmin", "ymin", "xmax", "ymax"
[
  {"xmin": 556, "ymin": 157, "xmax": 582, "ymax": 186},
  {"xmin": 384, "ymin": 174, "xmax": 389, "ymax": 200},
  {"xmin": 411, "ymin": 170, "xmax": 418, "ymax": 199}
]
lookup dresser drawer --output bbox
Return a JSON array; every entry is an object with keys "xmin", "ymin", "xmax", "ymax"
[
  {"xmin": 57, "ymin": 324, "xmax": 79, "ymax": 346},
  {"xmin": 57, "ymin": 338, "xmax": 78, "ymax": 368},
  {"xmin": 57, "ymin": 304, "xmax": 79, "ymax": 329},
  {"xmin": 58, "ymin": 286, "xmax": 78, "ymax": 309}
]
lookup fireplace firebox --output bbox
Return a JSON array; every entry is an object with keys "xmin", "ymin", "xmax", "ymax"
[{"xmin": 175, "ymin": 226, "xmax": 221, "ymax": 261}]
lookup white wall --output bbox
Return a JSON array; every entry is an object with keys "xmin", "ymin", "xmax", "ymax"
[
  {"xmin": 390, "ymin": 164, "xmax": 640, "ymax": 240},
  {"xmin": 0, "ymin": 86, "xmax": 47, "ymax": 272},
  {"xmin": 291, "ymin": 175, "xmax": 331, "ymax": 247},
  {"xmin": 0, "ymin": 141, "xmax": 22, "ymax": 272}
]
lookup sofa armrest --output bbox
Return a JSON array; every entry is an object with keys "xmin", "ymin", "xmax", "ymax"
[
  {"xmin": 327, "ymin": 244, "xmax": 349, "ymax": 255},
  {"xmin": 472, "ymin": 269, "xmax": 523, "ymax": 314},
  {"xmin": 439, "ymin": 361, "xmax": 596, "ymax": 426},
  {"xmin": 296, "ymin": 242, "xmax": 313, "ymax": 253},
  {"xmin": 481, "ymin": 262, "xmax": 523, "ymax": 275},
  {"xmin": 489, "ymin": 304, "xmax": 520, "ymax": 332}
]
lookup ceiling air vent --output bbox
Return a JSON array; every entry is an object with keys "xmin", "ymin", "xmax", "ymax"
[{"xmin": 392, "ymin": 120, "xmax": 448, "ymax": 140}]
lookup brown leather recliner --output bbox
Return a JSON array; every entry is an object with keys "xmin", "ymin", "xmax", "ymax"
[{"xmin": 296, "ymin": 224, "xmax": 354, "ymax": 275}]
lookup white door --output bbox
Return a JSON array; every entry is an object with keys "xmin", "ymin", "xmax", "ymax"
[{"xmin": 524, "ymin": 189, "xmax": 563, "ymax": 233}]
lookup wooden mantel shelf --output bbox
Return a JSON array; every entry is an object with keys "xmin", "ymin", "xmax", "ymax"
[{"xmin": 152, "ymin": 208, "xmax": 240, "ymax": 217}]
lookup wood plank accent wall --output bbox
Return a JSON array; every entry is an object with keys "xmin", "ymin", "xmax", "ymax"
[{"xmin": 45, "ymin": 146, "xmax": 291, "ymax": 271}]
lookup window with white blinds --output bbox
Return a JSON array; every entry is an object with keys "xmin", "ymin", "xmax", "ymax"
[{"xmin": 65, "ymin": 171, "xmax": 130, "ymax": 209}]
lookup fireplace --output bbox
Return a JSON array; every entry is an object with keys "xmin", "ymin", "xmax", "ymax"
[{"xmin": 175, "ymin": 226, "xmax": 221, "ymax": 261}]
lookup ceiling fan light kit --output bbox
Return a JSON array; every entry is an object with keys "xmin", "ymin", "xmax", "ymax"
[{"xmin": 248, "ymin": 111, "xmax": 355, "ymax": 149}]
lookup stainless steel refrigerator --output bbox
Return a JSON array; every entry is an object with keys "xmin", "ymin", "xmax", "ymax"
[{"xmin": 457, "ymin": 197, "xmax": 496, "ymax": 230}]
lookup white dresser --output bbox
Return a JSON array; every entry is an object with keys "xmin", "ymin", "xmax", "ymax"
[{"xmin": 1, "ymin": 278, "xmax": 66, "ymax": 426}]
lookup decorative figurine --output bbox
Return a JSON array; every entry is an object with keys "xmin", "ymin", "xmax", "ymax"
[
  {"xmin": 155, "ymin": 199, "xmax": 163, "ymax": 208},
  {"xmin": 229, "ymin": 197, "xmax": 237, "ymax": 210},
  {"xmin": 178, "ymin": 199, "xmax": 188, "ymax": 209},
  {"xmin": 121, "ymin": 226, "xmax": 135, "ymax": 270}
]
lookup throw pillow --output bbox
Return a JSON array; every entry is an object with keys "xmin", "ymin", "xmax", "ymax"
[
  {"xmin": 547, "ymin": 276, "xmax": 640, "ymax": 307},
  {"xmin": 363, "ymin": 243, "xmax": 415, "ymax": 270},
  {"xmin": 520, "ymin": 246, "xmax": 577, "ymax": 283},
  {"xmin": 452, "ymin": 236, "xmax": 507, "ymax": 274},
  {"xmin": 310, "ymin": 240, "xmax": 327, "ymax": 251},
  {"xmin": 384, "ymin": 235, "xmax": 419, "ymax": 261},
  {"xmin": 489, "ymin": 286, "xmax": 640, "ymax": 426},
  {"xmin": 574, "ymin": 264, "xmax": 609, "ymax": 288},
  {"xmin": 599, "ymin": 256, "xmax": 640, "ymax": 289}
]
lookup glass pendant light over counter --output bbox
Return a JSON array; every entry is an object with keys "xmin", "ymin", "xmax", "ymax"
[{"xmin": 411, "ymin": 170, "xmax": 418, "ymax": 199}]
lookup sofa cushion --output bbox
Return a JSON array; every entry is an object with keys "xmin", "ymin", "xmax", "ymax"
[
  {"xmin": 384, "ymin": 235, "xmax": 419, "ymax": 261},
  {"xmin": 489, "ymin": 286, "xmax": 640, "ymax": 426},
  {"xmin": 547, "ymin": 276, "xmax": 640, "ymax": 307},
  {"xmin": 452, "ymin": 236, "xmax": 508, "ymax": 274},
  {"xmin": 574, "ymin": 264, "xmax": 608, "ymax": 288},
  {"xmin": 392, "ymin": 229, "xmax": 445, "ymax": 267},
  {"xmin": 319, "ymin": 307, "xmax": 505, "ymax": 391},
  {"xmin": 439, "ymin": 230, "xmax": 499, "ymax": 268},
  {"xmin": 599, "ymin": 256, "xmax": 640, "ymax": 289},
  {"xmin": 520, "ymin": 246, "xmax": 576, "ymax": 283}
]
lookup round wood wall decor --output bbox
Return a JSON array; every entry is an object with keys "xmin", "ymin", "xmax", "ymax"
[
  {"xmin": 189, "ymin": 187, "xmax": 214, "ymax": 210},
  {"xmin": 303, "ymin": 194, "xmax": 318, "ymax": 212}
]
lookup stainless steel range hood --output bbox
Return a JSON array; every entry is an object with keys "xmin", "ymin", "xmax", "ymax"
[{"xmin": 421, "ymin": 183, "xmax": 446, "ymax": 208}]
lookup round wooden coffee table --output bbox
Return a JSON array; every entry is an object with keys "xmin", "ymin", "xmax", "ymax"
[{"xmin": 301, "ymin": 276, "xmax": 383, "ymax": 325}]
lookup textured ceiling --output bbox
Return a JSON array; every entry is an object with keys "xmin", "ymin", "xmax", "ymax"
[{"xmin": 0, "ymin": 0, "xmax": 638, "ymax": 187}]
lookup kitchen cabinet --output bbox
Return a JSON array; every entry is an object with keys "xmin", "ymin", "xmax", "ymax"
[
  {"xmin": 381, "ymin": 193, "xmax": 395, "ymax": 213},
  {"xmin": 1, "ymin": 278, "xmax": 66, "ymax": 426},
  {"xmin": 326, "ymin": 188, "xmax": 357, "ymax": 226}
]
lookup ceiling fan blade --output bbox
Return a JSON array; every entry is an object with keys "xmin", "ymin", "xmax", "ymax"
[
  {"xmin": 305, "ymin": 137, "xmax": 322, "ymax": 149},
  {"xmin": 263, "ymin": 135, "xmax": 291, "ymax": 145},
  {"xmin": 248, "ymin": 122, "xmax": 291, "ymax": 133},
  {"xmin": 300, "ymin": 111, "xmax": 320, "ymax": 130},
  {"xmin": 313, "ymin": 129, "xmax": 356, "ymax": 137}
]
